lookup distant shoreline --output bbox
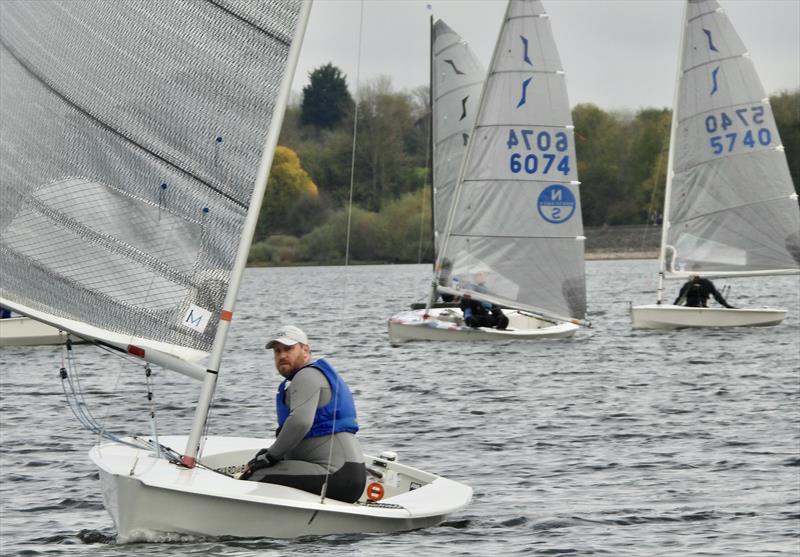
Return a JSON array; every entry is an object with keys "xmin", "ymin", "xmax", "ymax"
[
  {"xmin": 248, "ymin": 224, "xmax": 664, "ymax": 266},
  {"xmin": 586, "ymin": 250, "xmax": 658, "ymax": 261},
  {"xmin": 247, "ymin": 252, "xmax": 659, "ymax": 267}
]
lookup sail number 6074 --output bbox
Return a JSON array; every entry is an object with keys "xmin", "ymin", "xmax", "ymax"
[{"xmin": 507, "ymin": 129, "xmax": 570, "ymax": 176}]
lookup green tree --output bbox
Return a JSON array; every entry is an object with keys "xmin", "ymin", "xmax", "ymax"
[
  {"xmin": 771, "ymin": 89, "xmax": 800, "ymax": 191},
  {"xmin": 620, "ymin": 108, "xmax": 671, "ymax": 224},
  {"xmin": 300, "ymin": 63, "xmax": 353, "ymax": 129},
  {"xmin": 377, "ymin": 187, "xmax": 433, "ymax": 263},
  {"xmin": 298, "ymin": 206, "xmax": 379, "ymax": 264},
  {"xmin": 296, "ymin": 129, "xmax": 355, "ymax": 207},
  {"xmin": 256, "ymin": 146, "xmax": 318, "ymax": 240},
  {"xmin": 353, "ymin": 77, "xmax": 416, "ymax": 211},
  {"xmin": 573, "ymin": 103, "xmax": 624, "ymax": 226},
  {"xmin": 248, "ymin": 235, "xmax": 301, "ymax": 266}
]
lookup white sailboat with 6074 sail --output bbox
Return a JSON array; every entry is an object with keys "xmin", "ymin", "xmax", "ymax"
[
  {"xmin": 389, "ymin": 0, "xmax": 589, "ymax": 345},
  {"xmin": 630, "ymin": 0, "xmax": 800, "ymax": 330},
  {"xmin": 0, "ymin": 0, "xmax": 470, "ymax": 541}
]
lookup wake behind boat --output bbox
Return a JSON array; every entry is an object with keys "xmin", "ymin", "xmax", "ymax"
[
  {"xmin": 0, "ymin": 0, "xmax": 471, "ymax": 540},
  {"xmin": 630, "ymin": 0, "xmax": 800, "ymax": 330},
  {"xmin": 389, "ymin": 0, "xmax": 589, "ymax": 345}
]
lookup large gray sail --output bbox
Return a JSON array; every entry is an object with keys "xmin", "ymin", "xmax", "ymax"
[
  {"xmin": 0, "ymin": 1, "xmax": 303, "ymax": 360},
  {"xmin": 431, "ymin": 19, "xmax": 485, "ymax": 258},
  {"xmin": 664, "ymin": 0, "xmax": 800, "ymax": 276},
  {"xmin": 436, "ymin": 0, "xmax": 586, "ymax": 321}
]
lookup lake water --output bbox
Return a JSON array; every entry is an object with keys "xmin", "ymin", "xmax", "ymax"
[{"xmin": 1, "ymin": 260, "xmax": 798, "ymax": 556}]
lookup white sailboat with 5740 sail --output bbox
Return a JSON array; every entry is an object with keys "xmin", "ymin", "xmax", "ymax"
[
  {"xmin": 0, "ymin": 0, "xmax": 470, "ymax": 541},
  {"xmin": 630, "ymin": 0, "xmax": 800, "ymax": 330},
  {"xmin": 389, "ymin": 0, "xmax": 589, "ymax": 345}
]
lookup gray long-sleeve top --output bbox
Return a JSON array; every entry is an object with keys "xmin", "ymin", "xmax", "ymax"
[{"xmin": 268, "ymin": 366, "xmax": 363, "ymax": 470}]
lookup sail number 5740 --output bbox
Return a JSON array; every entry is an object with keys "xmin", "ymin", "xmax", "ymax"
[
  {"xmin": 706, "ymin": 105, "xmax": 772, "ymax": 155},
  {"xmin": 507, "ymin": 129, "xmax": 570, "ymax": 176}
]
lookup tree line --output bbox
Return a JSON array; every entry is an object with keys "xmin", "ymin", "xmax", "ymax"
[{"xmin": 250, "ymin": 63, "xmax": 800, "ymax": 266}]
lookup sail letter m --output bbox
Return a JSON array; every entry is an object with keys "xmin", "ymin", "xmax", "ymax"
[{"xmin": 182, "ymin": 304, "xmax": 212, "ymax": 333}]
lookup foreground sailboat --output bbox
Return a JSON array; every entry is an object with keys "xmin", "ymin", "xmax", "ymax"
[
  {"xmin": 0, "ymin": 0, "xmax": 470, "ymax": 540},
  {"xmin": 631, "ymin": 0, "xmax": 800, "ymax": 330},
  {"xmin": 389, "ymin": 0, "xmax": 589, "ymax": 344}
]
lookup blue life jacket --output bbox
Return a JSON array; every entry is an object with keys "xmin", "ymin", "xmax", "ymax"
[{"xmin": 276, "ymin": 358, "xmax": 359, "ymax": 439}]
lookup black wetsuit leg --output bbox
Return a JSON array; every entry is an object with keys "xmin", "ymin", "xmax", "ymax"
[{"xmin": 252, "ymin": 461, "xmax": 366, "ymax": 503}]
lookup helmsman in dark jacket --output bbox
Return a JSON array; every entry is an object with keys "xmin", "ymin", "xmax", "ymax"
[{"xmin": 673, "ymin": 275, "xmax": 734, "ymax": 308}]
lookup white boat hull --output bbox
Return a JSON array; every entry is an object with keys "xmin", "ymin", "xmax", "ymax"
[
  {"xmin": 0, "ymin": 316, "xmax": 79, "ymax": 346},
  {"xmin": 388, "ymin": 307, "xmax": 578, "ymax": 345},
  {"xmin": 89, "ymin": 435, "xmax": 472, "ymax": 542},
  {"xmin": 630, "ymin": 304, "xmax": 787, "ymax": 330}
]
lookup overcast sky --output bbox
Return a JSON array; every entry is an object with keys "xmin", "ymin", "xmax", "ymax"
[{"xmin": 292, "ymin": 0, "xmax": 800, "ymax": 112}]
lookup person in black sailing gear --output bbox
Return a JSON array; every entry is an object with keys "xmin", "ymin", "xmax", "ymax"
[
  {"xmin": 673, "ymin": 274, "xmax": 735, "ymax": 308},
  {"xmin": 460, "ymin": 271, "xmax": 509, "ymax": 329},
  {"xmin": 437, "ymin": 258, "xmax": 458, "ymax": 303},
  {"xmin": 240, "ymin": 325, "xmax": 366, "ymax": 503}
]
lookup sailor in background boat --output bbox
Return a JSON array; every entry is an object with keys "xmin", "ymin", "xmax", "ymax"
[
  {"xmin": 240, "ymin": 325, "xmax": 366, "ymax": 503},
  {"xmin": 673, "ymin": 275, "xmax": 735, "ymax": 309},
  {"xmin": 437, "ymin": 258, "xmax": 458, "ymax": 303},
  {"xmin": 0, "ymin": 307, "xmax": 12, "ymax": 319},
  {"xmin": 460, "ymin": 271, "xmax": 509, "ymax": 329}
]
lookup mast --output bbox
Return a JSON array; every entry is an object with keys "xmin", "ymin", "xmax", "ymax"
[
  {"xmin": 656, "ymin": 0, "xmax": 689, "ymax": 304},
  {"xmin": 182, "ymin": 0, "xmax": 313, "ymax": 467},
  {"xmin": 428, "ymin": 14, "xmax": 436, "ymax": 270},
  {"xmin": 424, "ymin": 0, "xmax": 510, "ymax": 316}
]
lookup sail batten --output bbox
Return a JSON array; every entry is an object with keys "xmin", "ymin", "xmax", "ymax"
[
  {"xmin": 682, "ymin": 54, "xmax": 748, "ymax": 74},
  {"xmin": 671, "ymin": 194, "xmax": 800, "ymax": 226}
]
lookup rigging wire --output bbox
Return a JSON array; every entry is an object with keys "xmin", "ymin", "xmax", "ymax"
[
  {"xmin": 343, "ymin": 0, "xmax": 365, "ymax": 268},
  {"xmin": 59, "ymin": 340, "xmax": 142, "ymax": 449},
  {"xmin": 417, "ymin": 9, "xmax": 435, "ymax": 266},
  {"xmin": 416, "ymin": 100, "xmax": 432, "ymax": 264},
  {"xmin": 641, "ymin": 117, "xmax": 671, "ymax": 256},
  {"xmin": 317, "ymin": 0, "xmax": 364, "ymax": 504},
  {"xmin": 144, "ymin": 364, "xmax": 161, "ymax": 458},
  {"xmin": 58, "ymin": 339, "xmax": 235, "ymax": 476}
]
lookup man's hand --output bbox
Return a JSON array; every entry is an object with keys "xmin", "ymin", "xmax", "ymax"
[{"xmin": 239, "ymin": 448, "xmax": 279, "ymax": 480}]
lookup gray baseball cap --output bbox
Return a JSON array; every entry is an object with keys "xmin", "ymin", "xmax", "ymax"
[{"xmin": 265, "ymin": 325, "xmax": 308, "ymax": 349}]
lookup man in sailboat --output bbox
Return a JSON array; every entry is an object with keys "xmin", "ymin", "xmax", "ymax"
[
  {"xmin": 460, "ymin": 271, "xmax": 509, "ymax": 329},
  {"xmin": 240, "ymin": 325, "xmax": 366, "ymax": 503},
  {"xmin": 673, "ymin": 275, "xmax": 735, "ymax": 309}
]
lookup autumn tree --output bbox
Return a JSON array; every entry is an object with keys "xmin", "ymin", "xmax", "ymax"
[
  {"xmin": 256, "ymin": 146, "xmax": 319, "ymax": 240},
  {"xmin": 300, "ymin": 63, "xmax": 353, "ymax": 129}
]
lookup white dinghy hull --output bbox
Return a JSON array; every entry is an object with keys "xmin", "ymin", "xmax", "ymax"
[
  {"xmin": 0, "ymin": 316, "xmax": 77, "ymax": 347},
  {"xmin": 388, "ymin": 307, "xmax": 578, "ymax": 345},
  {"xmin": 89, "ymin": 435, "xmax": 472, "ymax": 542},
  {"xmin": 630, "ymin": 304, "xmax": 787, "ymax": 330}
]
